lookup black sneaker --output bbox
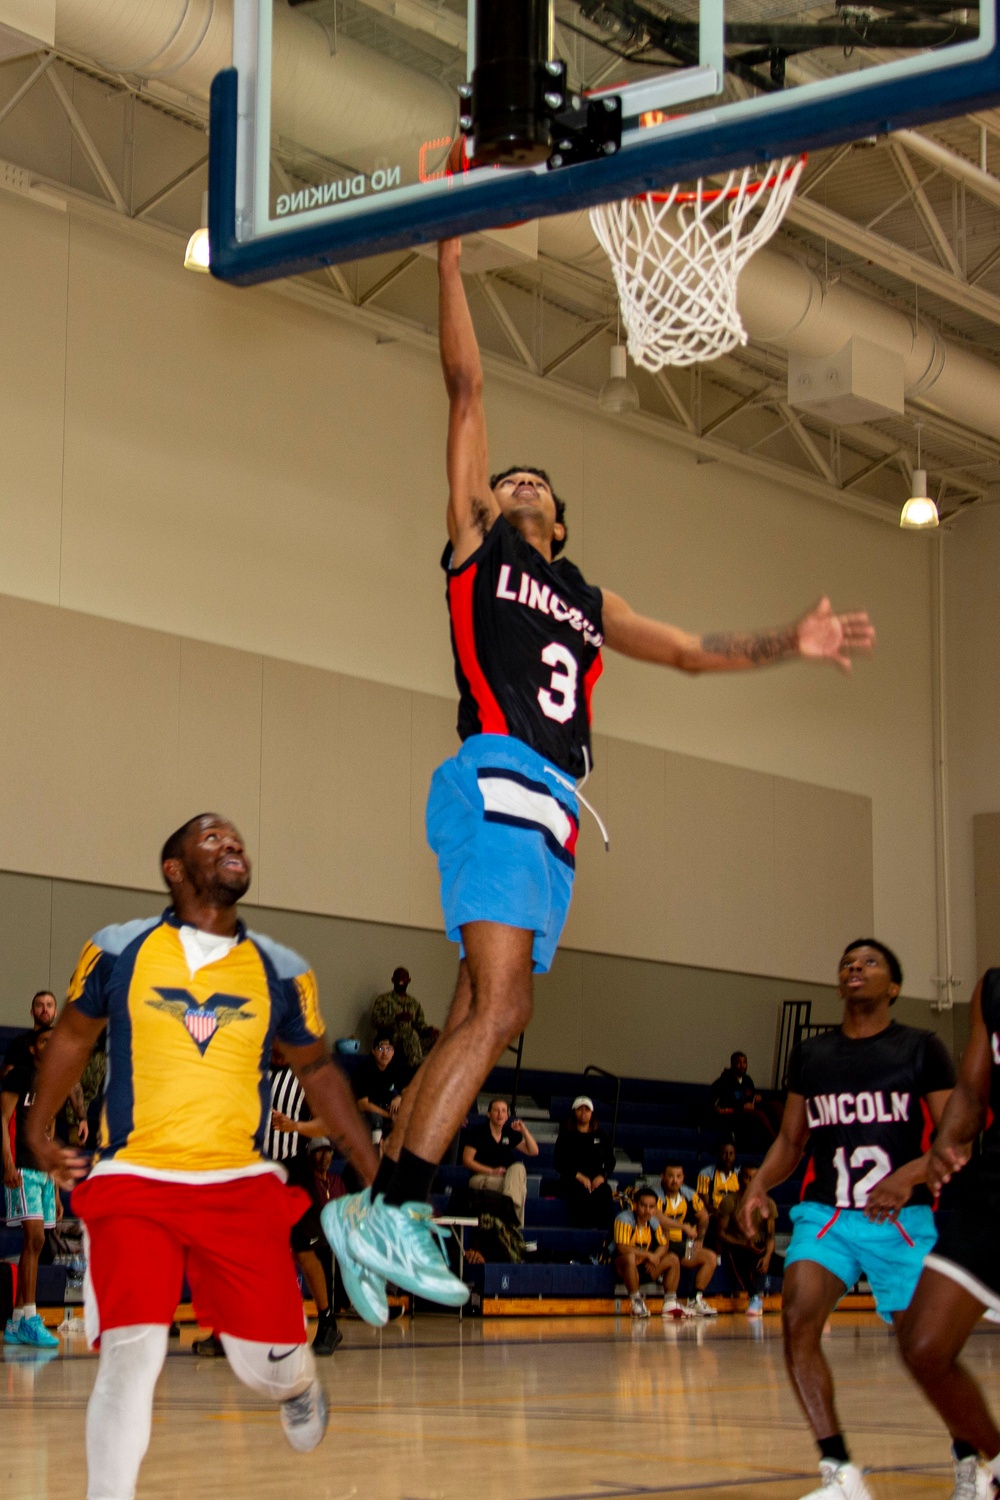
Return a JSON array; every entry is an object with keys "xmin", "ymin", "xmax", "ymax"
[
  {"xmin": 193, "ymin": 1333, "xmax": 224, "ymax": 1357},
  {"xmin": 312, "ymin": 1317, "xmax": 343, "ymax": 1357}
]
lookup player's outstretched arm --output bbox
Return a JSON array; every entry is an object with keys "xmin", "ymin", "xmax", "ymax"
[
  {"xmin": 926, "ymin": 977, "xmax": 991, "ymax": 1193},
  {"xmin": 25, "ymin": 1005, "xmax": 105, "ymax": 1187},
  {"xmin": 737, "ymin": 1093, "xmax": 809, "ymax": 1235},
  {"xmin": 439, "ymin": 238, "xmax": 498, "ymax": 566},
  {"xmin": 281, "ymin": 1039, "xmax": 380, "ymax": 1186},
  {"xmin": 602, "ymin": 592, "xmax": 875, "ymax": 675}
]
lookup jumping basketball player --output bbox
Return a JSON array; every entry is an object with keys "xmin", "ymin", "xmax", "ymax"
[
  {"xmin": 896, "ymin": 969, "xmax": 1000, "ymax": 1500},
  {"xmin": 326, "ymin": 236, "xmax": 876, "ymax": 1307},
  {"xmin": 740, "ymin": 939, "xmax": 955, "ymax": 1500},
  {"xmin": 24, "ymin": 814, "xmax": 380, "ymax": 1500}
]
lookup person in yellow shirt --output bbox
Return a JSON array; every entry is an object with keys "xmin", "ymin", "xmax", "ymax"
[
  {"xmin": 26, "ymin": 813, "xmax": 381, "ymax": 1500},
  {"xmin": 657, "ymin": 1163, "xmax": 719, "ymax": 1317},
  {"xmin": 697, "ymin": 1141, "xmax": 741, "ymax": 1211},
  {"xmin": 612, "ymin": 1186, "xmax": 683, "ymax": 1318}
]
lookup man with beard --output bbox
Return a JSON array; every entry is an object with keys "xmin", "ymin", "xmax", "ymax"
[{"xmin": 24, "ymin": 813, "xmax": 379, "ymax": 1500}]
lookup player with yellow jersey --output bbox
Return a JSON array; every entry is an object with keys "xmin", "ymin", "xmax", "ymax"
[
  {"xmin": 656, "ymin": 1162, "xmax": 720, "ymax": 1317},
  {"xmin": 26, "ymin": 814, "xmax": 381, "ymax": 1500},
  {"xmin": 612, "ymin": 1185, "xmax": 683, "ymax": 1318}
]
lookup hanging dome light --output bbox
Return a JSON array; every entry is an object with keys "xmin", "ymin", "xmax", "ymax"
[
  {"xmin": 899, "ymin": 470, "xmax": 939, "ymax": 530},
  {"xmin": 599, "ymin": 344, "xmax": 640, "ymax": 415},
  {"xmin": 184, "ymin": 191, "xmax": 211, "ymax": 274}
]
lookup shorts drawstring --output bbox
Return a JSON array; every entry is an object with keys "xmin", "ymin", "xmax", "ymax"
[{"xmin": 544, "ymin": 746, "xmax": 610, "ymax": 850}]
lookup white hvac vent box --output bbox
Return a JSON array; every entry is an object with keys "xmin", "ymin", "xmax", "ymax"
[{"xmin": 787, "ymin": 337, "xmax": 905, "ymax": 426}]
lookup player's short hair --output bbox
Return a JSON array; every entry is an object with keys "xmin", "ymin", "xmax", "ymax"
[
  {"xmin": 160, "ymin": 814, "xmax": 221, "ymax": 885},
  {"xmin": 840, "ymin": 937, "xmax": 903, "ymax": 992},
  {"xmin": 663, "ymin": 1161, "xmax": 684, "ymax": 1173},
  {"xmin": 490, "ymin": 466, "xmax": 567, "ymax": 557},
  {"xmin": 32, "ymin": 990, "xmax": 55, "ymax": 1004},
  {"xmin": 730, "ymin": 1050, "xmax": 747, "ymax": 1064},
  {"xmin": 634, "ymin": 1185, "xmax": 658, "ymax": 1204},
  {"xmin": 488, "ymin": 1096, "xmax": 509, "ymax": 1111}
]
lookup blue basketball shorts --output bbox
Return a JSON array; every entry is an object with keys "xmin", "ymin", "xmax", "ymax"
[
  {"xmin": 785, "ymin": 1200, "xmax": 938, "ymax": 1322},
  {"xmin": 5, "ymin": 1168, "xmax": 57, "ymax": 1227},
  {"xmin": 426, "ymin": 734, "xmax": 579, "ymax": 974}
]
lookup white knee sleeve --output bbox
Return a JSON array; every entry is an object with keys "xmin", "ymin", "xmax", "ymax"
[
  {"xmin": 86, "ymin": 1324, "xmax": 169, "ymax": 1500},
  {"xmin": 220, "ymin": 1334, "xmax": 314, "ymax": 1403}
]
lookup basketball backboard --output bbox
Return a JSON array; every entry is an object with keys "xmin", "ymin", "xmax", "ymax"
[{"xmin": 209, "ymin": 0, "xmax": 1000, "ymax": 285}]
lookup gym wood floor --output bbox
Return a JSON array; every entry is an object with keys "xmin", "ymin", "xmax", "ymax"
[{"xmin": 3, "ymin": 1313, "xmax": 994, "ymax": 1500}]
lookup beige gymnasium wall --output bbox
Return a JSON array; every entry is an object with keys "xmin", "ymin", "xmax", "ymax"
[{"xmin": 0, "ymin": 189, "xmax": 946, "ymax": 1039}]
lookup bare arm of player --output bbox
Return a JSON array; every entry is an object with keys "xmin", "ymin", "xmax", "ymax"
[
  {"xmin": 24, "ymin": 1005, "xmax": 105, "ymax": 1187},
  {"xmin": 280, "ymin": 1039, "xmax": 380, "ymax": 1186},
  {"xmin": 270, "ymin": 1111, "xmax": 331, "ymax": 1138},
  {"xmin": 2, "ymin": 1091, "xmax": 20, "ymax": 1189},
  {"xmin": 601, "ymin": 591, "xmax": 875, "ymax": 675},
  {"xmin": 439, "ymin": 238, "xmax": 498, "ymax": 566},
  {"xmin": 863, "ymin": 1086, "xmax": 953, "ymax": 1222},
  {"xmin": 737, "ymin": 1092, "xmax": 810, "ymax": 1236},
  {"xmin": 926, "ymin": 976, "xmax": 992, "ymax": 1194}
]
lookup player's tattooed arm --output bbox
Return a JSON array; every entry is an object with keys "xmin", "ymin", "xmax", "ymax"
[
  {"xmin": 602, "ymin": 592, "xmax": 875, "ymax": 675},
  {"xmin": 439, "ymin": 239, "xmax": 499, "ymax": 564},
  {"xmin": 282, "ymin": 1039, "xmax": 380, "ymax": 1184}
]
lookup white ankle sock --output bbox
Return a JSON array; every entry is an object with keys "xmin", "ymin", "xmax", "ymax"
[
  {"xmin": 987, "ymin": 1452, "xmax": 1000, "ymax": 1481},
  {"xmin": 11, "ymin": 1306, "xmax": 24, "ymax": 1323},
  {"xmin": 22, "ymin": 1303, "xmax": 36, "ymax": 1319}
]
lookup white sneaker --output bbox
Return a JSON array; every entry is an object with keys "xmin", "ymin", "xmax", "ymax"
[
  {"xmin": 798, "ymin": 1461, "xmax": 873, "ymax": 1500},
  {"xmin": 630, "ymin": 1295, "xmax": 650, "ymax": 1318},
  {"xmin": 280, "ymin": 1379, "xmax": 328, "ymax": 1453},
  {"xmin": 951, "ymin": 1456, "xmax": 996, "ymax": 1500},
  {"xmin": 687, "ymin": 1294, "xmax": 718, "ymax": 1318},
  {"xmin": 661, "ymin": 1295, "xmax": 680, "ymax": 1318},
  {"xmin": 746, "ymin": 1295, "xmax": 764, "ymax": 1317}
]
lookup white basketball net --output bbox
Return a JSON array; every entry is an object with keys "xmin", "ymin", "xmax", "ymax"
[{"xmin": 589, "ymin": 156, "xmax": 806, "ymax": 370}]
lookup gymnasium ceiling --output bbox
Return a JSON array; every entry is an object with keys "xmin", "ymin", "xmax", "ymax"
[{"xmin": 2, "ymin": 0, "xmax": 1000, "ymax": 525}]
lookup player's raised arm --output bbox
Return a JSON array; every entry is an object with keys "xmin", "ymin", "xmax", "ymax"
[
  {"xmin": 438, "ymin": 238, "xmax": 498, "ymax": 564},
  {"xmin": 602, "ymin": 592, "xmax": 875, "ymax": 675}
]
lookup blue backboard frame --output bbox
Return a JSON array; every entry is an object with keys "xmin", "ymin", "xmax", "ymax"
[{"xmin": 209, "ymin": 4, "xmax": 1000, "ymax": 287}]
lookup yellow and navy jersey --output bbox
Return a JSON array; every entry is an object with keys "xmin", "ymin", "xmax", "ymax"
[
  {"xmin": 696, "ymin": 1165, "xmax": 740, "ymax": 1210},
  {"xmin": 655, "ymin": 1188, "xmax": 704, "ymax": 1242},
  {"xmin": 68, "ymin": 910, "xmax": 325, "ymax": 1180},
  {"xmin": 612, "ymin": 1209, "xmax": 668, "ymax": 1252}
]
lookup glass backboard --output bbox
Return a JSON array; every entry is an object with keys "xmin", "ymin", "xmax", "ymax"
[{"xmin": 209, "ymin": 0, "xmax": 1000, "ymax": 284}]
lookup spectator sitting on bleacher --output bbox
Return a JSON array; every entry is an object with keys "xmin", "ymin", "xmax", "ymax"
[
  {"xmin": 657, "ymin": 1163, "xmax": 718, "ymax": 1317},
  {"xmin": 612, "ymin": 1186, "xmax": 682, "ymax": 1319},
  {"xmin": 697, "ymin": 1140, "xmax": 740, "ymax": 1211},
  {"xmin": 352, "ymin": 1032, "xmax": 410, "ymax": 1143},
  {"xmin": 461, "ymin": 1098, "xmax": 539, "ymax": 1226},
  {"xmin": 554, "ymin": 1097, "xmax": 616, "ymax": 1228},
  {"xmin": 710, "ymin": 1050, "xmax": 779, "ymax": 1145},
  {"xmin": 717, "ymin": 1165, "xmax": 776, "ymax": 1318}
]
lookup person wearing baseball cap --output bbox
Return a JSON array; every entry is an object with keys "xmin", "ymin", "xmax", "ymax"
[{"xmin": 554, "ymin": 1098, "xmax": 616, "ymax": 1227}]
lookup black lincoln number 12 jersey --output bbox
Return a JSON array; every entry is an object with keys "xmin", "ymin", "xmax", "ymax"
[
  {"xmin": 444, "ymin": 516, "xmax": 604, "ymax": 779},
  {"xmin": 788, "ymin": 1022, "xmax": 956, "ymax": 1209},
  {"xmin": 978, "ymin": 968, "xmax": 1000, "ymax": 1162}
]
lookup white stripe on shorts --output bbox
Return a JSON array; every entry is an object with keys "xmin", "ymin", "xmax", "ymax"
[
  {"xmin": 478, "ymin": 773, "xmax": 574, "ymax": 850},
  {"xmin": 923, "ymin": 1252, "xmax": 1000, "ymax": 1314}
]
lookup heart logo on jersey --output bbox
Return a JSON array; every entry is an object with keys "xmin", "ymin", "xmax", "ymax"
[{"xmin": 147, "ymin": 988, "xmax": 252, "ymax": 1055}]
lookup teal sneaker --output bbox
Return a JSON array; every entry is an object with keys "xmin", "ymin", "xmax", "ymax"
[
  {"xmin": 320, "ymin": 1191, "xmax": 389, "ymax": 1327},
  {"xmin": 4, "ymin": 1317, "xmax": 23, "ymax": 1344},
  {"xmin": 347, "ymin": 1197, "xmax": 469, "ymax": 1308},
  {"xmin": 17, "ymin": 1315, "xmax": 59, "ymax": 1349}
]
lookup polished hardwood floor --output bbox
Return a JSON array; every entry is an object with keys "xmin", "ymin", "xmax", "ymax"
[{"xmin": 3, "ymin": 1312, "xmax": 996, "ymax": 1499}]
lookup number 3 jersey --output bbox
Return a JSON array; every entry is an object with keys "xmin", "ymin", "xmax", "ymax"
[
  {"xmin": 443, "ymin": 516, "xmax": 604, "ymax": 779},
  {"xmin": 788, "ymin": 1022, "xmax": 956, "ymax": 1209}
]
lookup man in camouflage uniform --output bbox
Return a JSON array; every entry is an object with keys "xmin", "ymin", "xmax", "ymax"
[{"xmin": 370, "ymin": 969, "xmax": 438, "ymax": 1070}]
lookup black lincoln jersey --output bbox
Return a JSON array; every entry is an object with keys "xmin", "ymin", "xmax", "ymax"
[
  {"xmin": 979, "ymin": 969, "xmax": 1000, "ymax": 1158},
  {"xmin": 788, "ymin": 1022, "xmax": 955, "ymax": 1209},
  {"xmin": 444, "ymin": 516, "xmax": 604, "ymax": 778}
]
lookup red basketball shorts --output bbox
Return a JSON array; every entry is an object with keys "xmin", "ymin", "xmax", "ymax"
[{"xmin": 73, "ymin": 1170, "xmax": 310, "ymax": 1345}]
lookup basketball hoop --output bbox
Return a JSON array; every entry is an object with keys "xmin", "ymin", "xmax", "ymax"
[{"xmin": 589, "ymin": 155, "xmax": 807, "ymax": 371}]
